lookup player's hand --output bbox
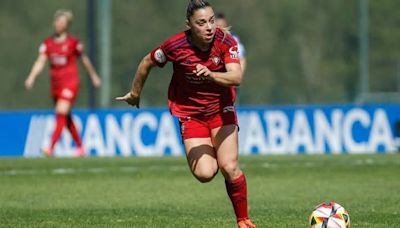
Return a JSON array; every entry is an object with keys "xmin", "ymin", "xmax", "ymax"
[
  {"xmin": 92, "ymin": 75, "xmax": 102, "ymax": 88},
  {"xmin": 193, "ymin": 64, "xmax": 213, "ymax": 78},
  {"xmin": 24, "ymin": 77, "xmax": 35, "ymax": 90},
  {"xmin": 115, "ymin": 92, "xmax": 140, "ymax": 108}
]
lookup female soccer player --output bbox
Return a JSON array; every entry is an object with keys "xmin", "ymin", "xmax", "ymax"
[
  {"xmin": 25, "ymin": 10, "xmax": 101, "ymax": 157},
  {"xmin": 116, "ymin": 1, "xmax": 255, "ymax": 227}
]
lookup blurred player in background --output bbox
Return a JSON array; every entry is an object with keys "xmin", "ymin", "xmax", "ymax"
[
  {"xmin": 25, "ymin": 9, "xmax": 101, "ymax": 157},
  {"xmin": 116, "ymin": 0, "xmax": 255, "ymax": 227},
  {"xmin": 215, "ymin": 12, "xmax": 246, "ymax": 73},
  {"xmin": 215, "ymin": 13, "xmax": 246, "ymax": 104}
]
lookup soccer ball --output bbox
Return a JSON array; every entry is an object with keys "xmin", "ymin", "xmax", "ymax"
[{"xmin": 309, "ymin": 201, "xmax": 350, "ymax": 228}]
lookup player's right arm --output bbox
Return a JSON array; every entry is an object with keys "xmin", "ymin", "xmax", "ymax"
[
  {"xmin": 115, "ymin": 53, "xmax": 156, "ymax": 108},
  {"xmin": 25, "ymin": 53, "xmax": 47, "ymax": 90}
]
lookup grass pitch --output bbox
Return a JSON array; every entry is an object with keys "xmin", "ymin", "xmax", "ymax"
[{"xmin": 0, "ymin": 154, "xmax": 399, "ymax": 227}]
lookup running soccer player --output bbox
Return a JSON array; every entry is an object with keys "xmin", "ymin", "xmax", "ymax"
[
  {"xmin": 116, "ymin": 1, "xmax": 255, "ymax": 227},
  {"xmin": 25, "ymin": 9, "xmax": 101, "ymax": 157}
]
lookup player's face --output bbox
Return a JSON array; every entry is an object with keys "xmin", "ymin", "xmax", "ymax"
[
  {"xmin": 187, "ymin": 7, "xmax": 216, "ymax": 44},
  {"xmin": 53, "ymin": 15, "xmax": 69, "ymax": 35}
]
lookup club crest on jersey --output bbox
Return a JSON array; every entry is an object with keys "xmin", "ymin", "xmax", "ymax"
[
  {"xmin": 62, "ymin": 44, "xmax": 69, "ymax": 52},
  {"xmin": 212, "ymin": 56, "xmax": 221, "ymax": 65},
  {"xmin": 229, "ymin": 46, "xmax": 239, "ymax": 59},
  {"xmin": 154, "ymin": 48, "xmax": 166, "ymax": 63}
]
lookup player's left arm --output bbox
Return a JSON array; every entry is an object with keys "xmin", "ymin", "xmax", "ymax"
[
  {"xmin": 75, "ymin": 41, "xmax": 101, "ymax": 88},
  {"xmin": 239, "ymin": 57, "xmax": 247, "ymax": 73},
  {"xmin": 80, "ymin": 54, "xmax": 101, "ymax": 88},
  {"xmin": 237, "ymin": 42, "xmax": 247, "ymax": 73},
  {"xmin": 193, "ymin": 62, "xmax": 242, "ymax": 87}
]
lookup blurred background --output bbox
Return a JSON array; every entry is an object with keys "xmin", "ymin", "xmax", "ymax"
[{"xmin": 1, "ymin": 0, "xmax": 400, "ymax": 110}]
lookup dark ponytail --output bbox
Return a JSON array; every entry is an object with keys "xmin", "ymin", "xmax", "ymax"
[{"xmin": 186, "ymin": 0, "xmax": 211, "ymax": 20}]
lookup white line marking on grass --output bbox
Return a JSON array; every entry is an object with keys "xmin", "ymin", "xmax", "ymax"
[
  {"xmin": 3, "ymin": 170, "xmax": 17, "ymax": 176},
  {"xmin": 52, "ymin": 168, "xmax": 76, "ymax": 175},
  {"xmin": 86, "ymin": 168, "xmax": 107, "ymax": 173},
  {"xmin": 147, "ymin": 165, "xmax": 187, "ymax": 172},
  {"xmin": 255, "ymin": 157, "xmax": 400, "ymax": 169},
  {"xmin": 169, "ymin": 165, "xmax": 187, "ymax": 171},
  {"xmin": 2, "ymin": 157, "xmax": 396, "ymax": 176},
  {"xmin": 1, "ymin": 169, "xmax": 43, "ymax": 176},
  {"xmin": 260, "ymin": 163, "xmax": 277, "ymax": 169},
  {"xmin": 119, "ymin": 167, "xmax": 139, "ymax": 172},
  {"xmin": 0, "ymin": 164, "xmax": 187, "ymax": 176}
]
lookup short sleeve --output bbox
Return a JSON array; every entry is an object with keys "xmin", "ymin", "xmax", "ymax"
[
  {"xmin": 223, "ymin": 42, "xmax": 240, "ymax": 65},
  {"xmin": 75, "ymin": 40, "xmax": 84, "ymax": 56},
  {"xmin": 232, "ymin": 35, "xmax": 246, "ymax": 58},
  {"xmin": 39, "ymin": 42, "xmax": 47, "ymax": 55},
  {"xmin": 150, "ymin": 46, "xmax": 168, "ymax": 68},
  {"xmin": 150, "ymin": 32, "xmax": 186, "ymax": 68}
]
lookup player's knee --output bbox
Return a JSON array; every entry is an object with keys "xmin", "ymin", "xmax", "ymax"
[
  {"xmin": 219, "ymin": 161, "xmax": 241, "ymax": 178},
  {"xmin": 193, "ymin": 167, "xmax": 218, "ymax": 183}
]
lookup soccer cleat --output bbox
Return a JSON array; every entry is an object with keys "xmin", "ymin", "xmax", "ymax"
[
  {"xmin": 42, "ymin": 147, "xmax": 53, "ymax": 157},
  {"xmin": 237, "ymin": 219, "xmax": 256, "ymax": 228},
  {"xmin": 74, "ymin": 146, "xmax": 86, "ymax": 157}
]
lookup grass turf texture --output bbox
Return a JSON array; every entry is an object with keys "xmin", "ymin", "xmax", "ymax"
[{"xmin": 0, "ymin": 154, "xmax": 399, "ymax": 227}]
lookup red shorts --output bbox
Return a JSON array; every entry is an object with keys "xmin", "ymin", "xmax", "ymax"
[
  {"xmin": 178, "ymin": 109, "xmax": 238, "ymax": 140},
  {"xmin": 51, "ymin": 86, "xmax": 79, "ymax": 103}
]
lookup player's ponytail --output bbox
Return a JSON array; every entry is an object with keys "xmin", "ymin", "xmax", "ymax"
[{"xmin": 186, "ymin": 0, "xmax": 211, "ymax": 21}]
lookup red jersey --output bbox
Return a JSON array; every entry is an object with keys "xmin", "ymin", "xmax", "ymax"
[
  {"xmin": 39, "ymin": 34, "xmax": 83, "ymax": 90},
  {"xmin": 150, "ymin": 28, "xmax": 240, "ymax": 118}
]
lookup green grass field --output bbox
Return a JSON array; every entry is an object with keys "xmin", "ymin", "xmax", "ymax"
[{"xmin": 0, "ymin": 154, "xmax": 399, "ymax": 227}]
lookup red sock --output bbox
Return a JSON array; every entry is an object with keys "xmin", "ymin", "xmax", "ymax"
[
  {"xmin": 67, "ymin": 115, "xmax": 82, "ymax": 147},
  {"xmin": 50, "ymin": 113, "xmax": 67, "ymax": 149},
  {"xmin": 225, "ymin": 173, "xmax": 249, "ymax": 222}
]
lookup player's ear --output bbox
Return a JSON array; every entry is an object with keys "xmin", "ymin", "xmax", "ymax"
[{"xmin": 185, "ymin": 19, "xmax": 190, "ymax": 29}]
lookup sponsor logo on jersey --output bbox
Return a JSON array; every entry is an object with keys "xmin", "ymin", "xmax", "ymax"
[
  {"xmin": 229, "ymin": 46, "xmax": 239, "ymax": 59},
  {"xmin": 184, "ymin": 72, "xmax": 210, "ymax": 84},
  {"xmin": 50, "ymin": 55, "xmax": 67, "ymax": 66},
  {"xmin": 154, "ymin": 48, "xmax": 166, "ymax": 63},
  {"xmin": 212, "ymin": 56, "xmax": 221, "ymax": 65}
]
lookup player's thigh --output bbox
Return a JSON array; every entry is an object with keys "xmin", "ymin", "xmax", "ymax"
[
  {"xmin": 211, "ymin": 125, "xmax": 240, "ymax": 178},
  {"xmin": 211, "ymin": 124, "xmax": 239, "ymax": 157},
  {"xmin": 55, "ymin": 99, "xmax": 73, "ymax": 114},
  {"xmin": 183, "ymin": 137, "xmax": 218, "ymax": 175},
  {"xmin": 53, "ymin": 87, "xmax": 77, "ymax": 114}
]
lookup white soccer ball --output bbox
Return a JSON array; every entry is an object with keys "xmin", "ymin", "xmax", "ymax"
[{"xmin": 309, "ymin": 201, "xmax": 350, "ymax": 228}]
